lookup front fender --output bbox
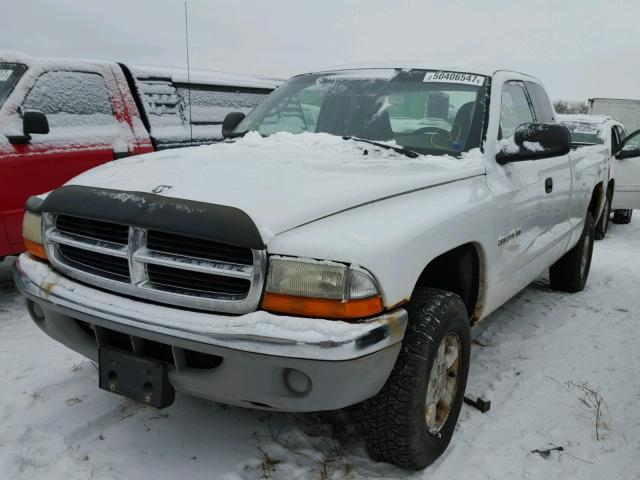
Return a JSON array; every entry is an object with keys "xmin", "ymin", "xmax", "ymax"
[{"xmin": 267, "ymin": 175, "xmax": 494, "ymax": 310}]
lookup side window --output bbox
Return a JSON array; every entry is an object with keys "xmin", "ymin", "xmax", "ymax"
[
  {"xmin": 0, "ymin": 63, "xmax": 27, "ymax": 105},
  {"xmin": 136, "ymin": 80, "xmax": 271, "ymax": 129},
  {"xmin": 23, "ymin": 71, "xmax": 116, "ymax": 128},
  {"xmin": 622, "ymin": 131, "xmax": 640, "ymax": 151},
  {"xmin": 611, "ymin": 127, "xmax": 620, "ymax": 153},
  {"xmin": 176, "ymin": 86, "xmax": 270, "ymax": 125},
  {"xmin": 525, "ymin": 82, "xmax": 555, "ymax": 123},
  {"xmin": 499, "ymin": 81, "xmax": 535, "ymax": 139},
  {"xmin": 616, "ymin": 125, "xmax": 626, "ymax": 142},
  {"xmin": 136, "ymin": 79, "xmax": 184, "ymax": 129}
]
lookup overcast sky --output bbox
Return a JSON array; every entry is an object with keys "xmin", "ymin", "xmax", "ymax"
[{"xmin": 2, "ymin": 0, "xmax": 638, "ymax": 101}]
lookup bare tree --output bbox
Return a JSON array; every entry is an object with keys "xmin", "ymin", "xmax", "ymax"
[{"xmin": 554, "ymin": 100, "xmax": 588, "ymax": 114}]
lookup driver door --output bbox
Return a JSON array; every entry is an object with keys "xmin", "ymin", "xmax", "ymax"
[
  {"xmin": 612, "ymin": 129, "xmax": 640, "ymax": 209},
  {"xmin": 490, "ymin": 81, "xmax": 572, "ymax": 299}
]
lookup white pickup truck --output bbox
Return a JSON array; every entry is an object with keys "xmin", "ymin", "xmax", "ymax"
[
  {"xmin": 15, "ymin": 64, "xmax": 639, "ymax": 469},
  {"xmin": 560, "ymin": 114, "xmax": 640, "ymax": 229}
]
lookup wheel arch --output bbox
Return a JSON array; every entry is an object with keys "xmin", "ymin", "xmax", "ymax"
[
  {"xmin": 413, "ymin": 242, "xmax": 486, "ymax": 324},
  {"xmin": 589, "ymin": 181, "xmax": 606, "ymax": 222}
]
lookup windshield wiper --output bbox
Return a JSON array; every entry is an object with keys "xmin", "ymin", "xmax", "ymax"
[
  {"xmin": 342, "ymin": 136, "xmax": 420, "ymax": 158},
  {"xmin": 226, "ymin": 132, "xmax": 421, "ymax": 158}
]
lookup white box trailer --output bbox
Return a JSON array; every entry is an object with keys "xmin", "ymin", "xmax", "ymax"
[{"xmin": 588, "ymin": 98, "xmax": 640, "ymax": 132}]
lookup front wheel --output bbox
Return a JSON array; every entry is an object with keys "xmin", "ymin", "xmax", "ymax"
[
  {"xmin": 613, "ymin": 209, "xmax": 633, "ymax": 225},
  {"xmin": 360, "ymin": 288, "xmax": 471, "ymax": 470},
  {"xmin": 549, "ymin": 212, "xmax": 595, "ymax": 293}
]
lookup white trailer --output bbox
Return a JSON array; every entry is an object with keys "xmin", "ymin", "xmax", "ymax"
[{"xmin": 588, "ymin": 98, "xmax": 640, "ymax": 132}]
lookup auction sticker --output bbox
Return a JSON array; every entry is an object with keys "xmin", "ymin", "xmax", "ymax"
[
  {"xmin": 573, "ymin": 125, "xmax": 599, "ymax": 134},
  {"xmin": 424, "ymin": 71, "xmax": 485, "ymax": 86},
  {"xmin": 0, "ymin": 69, "xmax": 12, "ymax": 82}
]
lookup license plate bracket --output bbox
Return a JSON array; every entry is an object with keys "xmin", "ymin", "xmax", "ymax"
[{"xmin": 99, "ymin": 347, "xmax": 175, "ymax": 408}]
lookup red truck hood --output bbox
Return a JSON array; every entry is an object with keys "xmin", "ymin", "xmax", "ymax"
[{"xmin": 67, "ymin": 132, "xmax": 485, "ymax": 241}]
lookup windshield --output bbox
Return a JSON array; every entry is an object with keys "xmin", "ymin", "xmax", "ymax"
[
  {"xmin": 561, "ymin": 121, "xmax": 606, "ymax": 145},
  {"xmin": 0, "ymin": 62, "xmax": 27, "ymax": 108},
  {"xmin": 235, "ymin": 69, "xmax": 488, "ymax": 156}
]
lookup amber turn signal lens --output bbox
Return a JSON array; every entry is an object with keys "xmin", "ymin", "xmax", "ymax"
[
  {"xmin": 24, "ymin": 239, "xmax": 48, "ymax": 260},
  {"xmin": 262, "ymin": 292, "xmax": 384, "ymax": 319}
]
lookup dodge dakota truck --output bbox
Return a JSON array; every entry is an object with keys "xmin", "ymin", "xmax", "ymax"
[
  {"xmin": 15, "ymin": 64, "xmax": 638, "ymax": 469},
  {"xmin": 0, "ymin": 51, "xmax": 281, "ymax": 260},
  {"xmin": 560, "ymin": 114, "xmax": 640, "ymax": 230}
]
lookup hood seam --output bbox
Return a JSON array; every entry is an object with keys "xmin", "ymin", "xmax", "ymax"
[{"xmin": 271, "ymin": 171, "xmax": 487, "ymax": 240}]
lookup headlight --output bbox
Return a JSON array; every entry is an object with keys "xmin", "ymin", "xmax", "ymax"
[
  {"xmin": 22, "ymin": 211, "xmax": 47, "ymax": 260},
  {"xmin": 262, "ymin": 258, "xmax": 383, "ymax": 319}
]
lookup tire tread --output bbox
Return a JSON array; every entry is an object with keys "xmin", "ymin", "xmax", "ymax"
[
  {"xmin": 360, "ymin": 288, "xmax": 469, "ymax": 469},
  {"xmin": 550, "ymin": 212, "xmax": 594, "ymax": 293}
]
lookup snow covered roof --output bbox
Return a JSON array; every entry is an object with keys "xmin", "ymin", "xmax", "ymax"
[
  {"xmin": 0, "ymin": 50, "xmax": 283, "ymax": 90},
  {"xmin": 0, "ymin": 50, "xmax": 114, "ymax": 70},
  {"xmin": 128, "ymin": 65, "xmax": 283, "ymax": 90}
]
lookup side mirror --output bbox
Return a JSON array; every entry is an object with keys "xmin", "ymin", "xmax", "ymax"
[
  {"xmin": 615, "ymin": 129, "xmax": 640, "ymax": 159},
  {"xmin": 496, "ymin": 122, "xmax": 571, "ymax": 164},
  {"xmin": 7, "ymin": 109, "xmax": 49, "ymax": 144},
  {"xmin": 222, "ymin": 112, "xmax": 246, "ymax": 138},
  {"xmin": 23, "ymin": 109, "xmax": 50, "ymax": 135}
]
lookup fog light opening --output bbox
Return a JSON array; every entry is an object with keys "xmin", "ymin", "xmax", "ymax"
[
  {"xmin": 27, "ymin": 300, "xmax": 45, "ymax": 323},
  {"xmin": 283, "ymin": 368, "xmax": 312, "ymax": 397},
  {"xmin": 143, "ymin": 381, "xmax": 154, "ymax": 402},
  {"xmin": 107, "ymin": 370, "xmax": 118, "ymax": 391}
]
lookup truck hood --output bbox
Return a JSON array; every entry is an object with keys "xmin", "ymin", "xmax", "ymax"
[{"xmin": 67, "ymin": 132, "xmax": 485, "ymax": 241}]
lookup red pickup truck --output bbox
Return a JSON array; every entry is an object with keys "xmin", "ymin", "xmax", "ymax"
[{"xmin": 0, "ymin": 51, "xmax": 281, "ymax": 259}]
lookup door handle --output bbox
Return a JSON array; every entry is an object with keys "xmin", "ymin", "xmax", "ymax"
[{"xmin": 545, "ymin": 177, "xmax": 553, "ymax": 193}]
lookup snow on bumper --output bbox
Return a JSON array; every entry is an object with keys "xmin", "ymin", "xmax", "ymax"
[{"xmin": 13, "ymin": 254, "xmax": 407, "ymax": 411}]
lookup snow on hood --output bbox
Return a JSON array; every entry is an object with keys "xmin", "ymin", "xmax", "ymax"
[{"xmin": 67, "ymin": 132, "xmax": 485, "ymax": 242}]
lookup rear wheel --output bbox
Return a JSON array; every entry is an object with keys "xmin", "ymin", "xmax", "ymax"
[
  {"xmin": 549, "ymin": 212, "xmax": 595, "ymax": 293},
  {"xmin": 360, "ymin": 288, "xmax": 470, "ymax": 470},
  {"xmin": 594, "ymin": 191, "xmax": 611, "ymax": 240},
  {"xmin": 613, "ymin": 209, "xmax": 633, "ymax": 225}
]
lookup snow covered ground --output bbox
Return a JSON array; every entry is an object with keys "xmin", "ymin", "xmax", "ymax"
[{"xmin": 1, "ymin": 217, "xmax": 639, "ymax": 480}]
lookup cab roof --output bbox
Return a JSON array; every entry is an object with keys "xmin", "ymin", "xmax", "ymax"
[
  {"xmin": 308, "ymin": 61, "xmax": 537, "ymax": 80},
  {"xmin": 0, "ymin": 50, "xmax": 283, "ymax": 90}
]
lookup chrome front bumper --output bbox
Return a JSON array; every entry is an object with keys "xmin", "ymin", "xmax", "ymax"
[
  {"xmin": 13, "ymin": 254, "xmax": 407, "ymax": 361},
  {"xmin": 14, "ymin": 253, "xmax": 408, "ymax": 411}
]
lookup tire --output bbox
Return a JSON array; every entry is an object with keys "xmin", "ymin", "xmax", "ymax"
[
  {"xmin": 549, "ymin": 211, "xmax": 595, "ymax": 293},
  {"xmin": 360, "ymin": 288, "xmax": 471, "ymax": 470},
  {"xmin": 594, "ymin": 192, "xmax": 611, "ymax": 240},
  {"xmin": 613, "ymin": 209, "xmax": 633, "ymax": 225}
]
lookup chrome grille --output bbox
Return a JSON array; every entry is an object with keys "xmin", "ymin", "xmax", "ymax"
[
  {"xmin": 57, "ymin": 215, "xmax": 129, "ymax": 245},
  {"xmin": 43, "ymin": 214, "xmax": 266, "ymax": 313},
  {"xmin": 58, "ymin": 244, "xmax": 131, "ymax": 282},
  {"xmin": 146, "ymin": 264, "xmax": 251, "ymax": 295},
  {"xmin": 147, "ymin": 230, "xmax": 253, "ymax": 265}
]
